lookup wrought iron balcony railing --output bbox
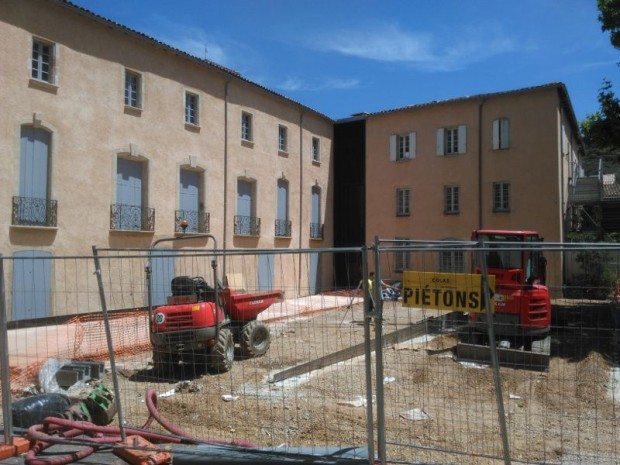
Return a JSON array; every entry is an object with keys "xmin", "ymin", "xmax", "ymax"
[
  {"xmin": 12, "ymin": 196, "xmax": 57, "ymax": 227},
  {"xmin": 310, "ymin": 222, "xmax": 324, "ymax": 239},
  {"xmin": 110, "ymin": 204, "xmax": 155, "ymax": 231},
  {"xmin": 175, "ymin": 210, "xmax": 210, "ymax": 233},
  {"xmin": 234, "ymin": 215, "xmax": 260, "ymax": 236},
  {"xmin": 275, "ymin": 219, "xmax": 292, "ymax": 237}
]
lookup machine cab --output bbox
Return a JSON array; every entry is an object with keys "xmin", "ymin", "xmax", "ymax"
[{"xmin": 471, "ymin": 229, "xmax": 546, "ymax": 287}]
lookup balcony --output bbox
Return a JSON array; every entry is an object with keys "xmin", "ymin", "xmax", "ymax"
[
  {"xmin": 234, "ymin": 215, "xmax": 260, "ymax": 236},
  {"xmin": 275, "ymin": 219, "xmax": 292, "ymax": 237},
  {"xmin": 12, "ymin": 196, "xmax": 57, "ymax": 227},
  {"xmin": 310, "ymin": 222, "xmax": 324, "ymax": 239},
  {"xmin": 110, "ymin": 204, "xmax": 155, "ymax": 232},
  {"xmin": 175, "ymin": 210, "xmax": 210, "ymax": 233}
]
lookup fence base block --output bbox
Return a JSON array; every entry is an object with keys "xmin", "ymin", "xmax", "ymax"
[{"xmin": 0, "ymin": 437, "xmax": 32, "ymax": 459}]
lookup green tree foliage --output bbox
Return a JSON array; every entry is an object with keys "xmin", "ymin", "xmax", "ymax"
[
  {"xmin": 579, "ymin": 1, "xmax": 620, "ymax": 176},
  {"xmin": 598, "ymin": 0, "xmax": 620, "ymax": 49}
]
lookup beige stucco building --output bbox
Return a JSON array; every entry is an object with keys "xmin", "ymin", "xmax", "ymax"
[
  {"xmin": 360, "ymin": 84, "xmax": 582, "ymax": 292},
  {"xmin": 0, "ymin": 0, "xmax": 333, "ymax": 319},
  {"xmin": 1, "ymin": 1, "xmax": 585, "ymax": 319}
]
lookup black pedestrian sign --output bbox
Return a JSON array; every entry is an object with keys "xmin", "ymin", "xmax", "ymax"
[{"xmin": 402, "ymin": 271, "xmax": 495, "ymax": 313}]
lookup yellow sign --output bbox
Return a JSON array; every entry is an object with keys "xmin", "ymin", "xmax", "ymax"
[{"xmin": 402, "ymin": 271, "xmax": 495, "ymax": 313}]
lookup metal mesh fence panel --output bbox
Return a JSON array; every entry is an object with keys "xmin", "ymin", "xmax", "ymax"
[{"xmin": 374, "ymin": 239, "xmax": 620, "ymax": 465}]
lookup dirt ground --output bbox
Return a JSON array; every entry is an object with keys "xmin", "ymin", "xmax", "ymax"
[{"xmin": 67, "ymin": 302, "xmax": 620, "ymax": 464}]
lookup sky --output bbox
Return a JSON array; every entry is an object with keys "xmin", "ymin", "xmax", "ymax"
[{"xmin": 69, "ymin": 0, "xmax": 619, "ymax": 123}]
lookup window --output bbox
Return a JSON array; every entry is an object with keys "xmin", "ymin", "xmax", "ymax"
[
  {"xmin": 394, "ymin": 237, "xmax": 411, "ymax": 272},
  {"xmin": 241, "ymin": 112, "xmax": 253, "ymax": 141},
  {"xmin": 177, "ymin": 168, "xmax": 208, "ymax": 233},
  {"xmin": 279, "ymin": 125, "xmax": 288, "ymax": 152},
  {"xmin": 235, "ymin": 179, "xmax": 259, "ymax": 235},
  {"xmin": 112, "ymin": 157, "xmax": 154, "ymax": 231},
  {"xmin": 310, "ymin": 185, "xmax": 323, "ymax": 239},
  {"xmin": 444, "ymin": 185, "xmax": 459, "ymax": 214},
  {"xmin": 124, "ymin": 70, "xmax": 142, "ymax": 108},
  {"xmin": 276, "ymin": 179, "xmax": 291, "ymax": 237},
  {"xmin": 437, "ymin": 125, "xmax": 466, "ymax": 155},
  {"xmin": 440, "ymin": 250, "xmax": 465, "ymax": 273},
  {"xmin": 14, "ymin": 126, "xmax": 57, "ymax": 226},
  {"xmin": 312, "ymin": 137, "xmax": 321, "ymax": 162},
  {"xmin": 492, "ymin": 118, "xmax": 510, "ymax": 150},
  {"xmin": 396, "ymin": 188, "xmax": 410, "ymax": 216},
  {"xmin": 389, "ymin": 133, "xmax": 416, "ymax": 161},
  {"xmin": 31, "ymin": 39, "xmax": 54, "ymax": 83},
  {"xmin": 185, "ymin": 92, "xmax": 199, "ymax": 125},
  {"xmin": 493, "ymin": 182, "xmax": 510, "ymax": 212}
]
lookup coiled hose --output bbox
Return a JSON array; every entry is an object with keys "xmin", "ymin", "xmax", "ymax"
[{"xmin": 24, "ymin": 388, "xmax": 257, "ymax": 465}]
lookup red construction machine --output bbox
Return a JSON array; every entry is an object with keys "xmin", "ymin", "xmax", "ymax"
[
  {"xmin": 147, "ymin": 233, "xmax": 282, "ymax": 375},
  {"xmin": 460, "ymin": 230, "xmax": 551, "ymax": 353}
]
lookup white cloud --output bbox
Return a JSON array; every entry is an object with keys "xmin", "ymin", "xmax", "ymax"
[
  {"xmin": 144, "ymin": 15, "xmax": 231, "ymax": 66},
  {"xmin": 310, "ymin": 23, "xmax": 517, "ymax": 71},
  {"xmin": 275, "ymin": 77, "xmax": 361, "ymax": 92}
]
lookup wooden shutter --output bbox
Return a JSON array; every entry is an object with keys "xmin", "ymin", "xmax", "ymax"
[
  {"xmin": 501, "ymin": 119, "xmax": 510, "ymax": 149},
  {"xmin": 389, "ymin": 135, "xmax": 397, "ymax": 161},
  {"xmin": 492, "ymin": 120, "xmax": 500, "ymax": 150},
  {"xmin": 436, "ymin": 128, "xmax": 444, "ymax": 156},
  {"xmin": 409, "ymin": 132, "xmax": 416, "ymax": 159},
  {"xmin": 458, "ymin": 125, "xmax": 466, "ymax": 153}
]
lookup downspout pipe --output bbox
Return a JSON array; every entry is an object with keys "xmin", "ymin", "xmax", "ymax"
[
  {"xmin": 297, "ymin": 112, "xmax": 304, "ymax": 295},
  {"xmin": 477, "ymin": 98, "xmax": 486, "ymax": 229},
  {"xmin": 223, "ymin": 80, "xmax": 230, "ymax": 275}
]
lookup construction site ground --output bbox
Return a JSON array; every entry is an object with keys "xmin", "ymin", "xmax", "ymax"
[{"xmin": 3, "ymin": 298, "xmax": 620, "ymax": 465}]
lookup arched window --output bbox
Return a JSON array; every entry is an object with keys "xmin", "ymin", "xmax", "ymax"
[{"xmin": 15, "ymin": 126, "xmax": 56, "ymax": 226}]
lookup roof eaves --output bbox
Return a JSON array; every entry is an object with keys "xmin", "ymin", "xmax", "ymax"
[{"xmin": 52, "ymin": 0, "xmax": 334, "ymax": 122}]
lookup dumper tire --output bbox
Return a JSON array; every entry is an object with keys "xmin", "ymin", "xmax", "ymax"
[
  {"xmin": 209, "ymin": 328, "xmax": 234, "ymax": 373},
  {"xmin": 240, "ymin": 320, "xmax": 271, "ymax": 357}
]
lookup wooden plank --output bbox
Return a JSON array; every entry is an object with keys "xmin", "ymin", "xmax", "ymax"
[
  {"xmin": 456, "ymin": 343, "xmax": 549, "ymax": 371},
  {"xmin": 270, "ymin": 314, "xmax": 456, "ymax": 384}
]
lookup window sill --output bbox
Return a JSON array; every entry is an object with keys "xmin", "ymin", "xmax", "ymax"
[
  {"xmin": 395, "ymin": 157, "xmax": 413, "ymax": 162},
  {"xmin": 10, "ymin": 224, "xmax": 58, "ymax": 232},
  {"xmin": 278, "ymin": 150, "xmax": 289, "ymax": 157},
  {"xmin": 184, "ymin": 123, "xmax": 201, "ymax": 133},
  {"xmin": 492, "ymin": 209, "xmax": 511, "ymax": 213},
  {"xmin": 109, "ymin": 228, "xmax": 154, "ymax": 234},
  {"xmin": 310, "ymin": 236, "xmax": 324, "ymax": 241},
  {"xmin": 28, "ymin": 78, "xmax": 58, "ymax": 94},
  {"xmin": 275, "ymin": 235, "xmax": 292, "ymax": 239},
  {"xmin": 124, "ymin": 105, "xmax": 143, "ymax": 116},
  {"xmin": 444, "ymin": 211, "xmax": 460, "ymax": 215},
  {"xmin": 312, "ymin": 159, "xmax": 321, "ymax": 167},
  {"xmin": 396, "ymin": 213, "xmax": 410, "ymax": 217},
  {"xmin": 241, "ymin": 139, "xmax": 254, "ymax": 148},
  {"xmin": 234, "ymin": 233, "xmax": 260, "ymax": 238}
]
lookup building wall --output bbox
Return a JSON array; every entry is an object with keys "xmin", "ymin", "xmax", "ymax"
[
  {"xmin": 364, "ymin": 85, "xmax": 579, "ymax": 293},
  {"xmin": 0, "ymin": 0, "xmax": 333, "ymax": 318}
]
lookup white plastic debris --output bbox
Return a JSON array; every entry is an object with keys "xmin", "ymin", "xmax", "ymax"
[
  {"xmin": 399, "ymin": 408, "xmax": 432, "ymax": 421},
  {"xmin": 509, "ymin": 393, "xmax": 523, "ymax": 400},
  {"xmin": 383, "ymin": 376, "xmax": 396, "ymax": 384},
  {"xmin": 337, "ymin": 396, "xmax": 367, "ymax": 407},
  {"xmin": 159, "ymin": 389, "xmax": 176, "ymax": 398},
  {"xmin": 221, "ymin": 394, "xmax": 239, "ymax": 402}
]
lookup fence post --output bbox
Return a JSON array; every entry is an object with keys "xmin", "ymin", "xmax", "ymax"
[
  {"xmin": 0, "ymin": 255, "xmax": 13, "ymax": 445},
  {"xmin": 92, "ymin": 246, "xmax": 127, "ymax": 442},
  {"xmin": 361, "ymin": 246, "xmax": 375, "ymax": 464},
  {"xmin": 372, "ymin": 237, "xmax": 387, "ymax": 465},
  {"xmin": 477, "ymin": 243, "xmax": 511, "ymax": 465}
]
